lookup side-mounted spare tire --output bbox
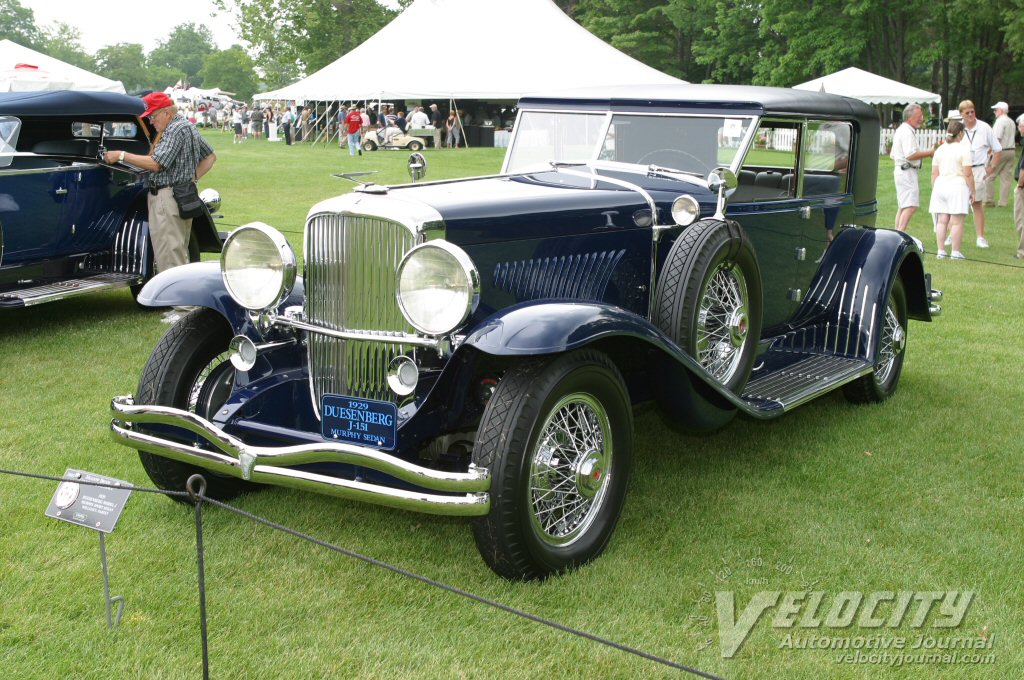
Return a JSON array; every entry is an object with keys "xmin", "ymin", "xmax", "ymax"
[{"xmin": 652, "ymin": 219, "xmax": 762, "ymax": 427}]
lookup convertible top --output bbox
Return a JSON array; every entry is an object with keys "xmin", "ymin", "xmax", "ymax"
[
  {"xmin": 0, "ymin": 90, "xmax": 145, "ymax": 117},
  {"xmin": 519, "ymin": 83, "xmax": 879, "ymax": 128}
]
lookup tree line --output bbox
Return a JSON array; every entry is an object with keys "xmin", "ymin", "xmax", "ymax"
[
  {"xmin": 560, "ymin": 0, "xmax": 1021, "ymax": 116},
  {"xmin": 4, "ymin": 0, "xmax": 1020, "ymax": 112}
]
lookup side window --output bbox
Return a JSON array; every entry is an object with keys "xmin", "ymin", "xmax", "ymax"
[
  {"xmin": 0, "ymin": 116, "xmax": 21, "ymax": 168},
  {"xmin": 734, "ymin": 120, "xmax": 799, "ymax": 202},
  {"xmin": 802, "ymin": 121, "xmax": 851, "ymax": 196},
  {"xmin": 72, "ymin": 121, "xmax": 138, "ymax": 139}
]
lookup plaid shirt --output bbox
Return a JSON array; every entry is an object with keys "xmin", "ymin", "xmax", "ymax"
[{"xmin": 149, "ymin": 115, "xmax": 214, "ymax": 188}]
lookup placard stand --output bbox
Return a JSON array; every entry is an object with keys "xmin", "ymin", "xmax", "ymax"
[
  {"xmin": 46, "ymin": 469, "xmax": 133, "ymax": 629},
  {"xmin": 99, "ymin": 533, "xmax": 126, "ymax": 628}
]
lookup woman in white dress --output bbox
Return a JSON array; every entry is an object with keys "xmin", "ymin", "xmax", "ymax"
[{"xmin": 929, "ymin": 120, "xmax": 975, "ymax": 259}]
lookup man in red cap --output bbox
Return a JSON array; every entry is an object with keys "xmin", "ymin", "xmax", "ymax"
[{"xmin": 103, "ymin": 91, "xmax": 216, "ymax": 322}]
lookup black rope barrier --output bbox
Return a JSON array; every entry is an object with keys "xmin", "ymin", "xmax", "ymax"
[{"xmin": 2, "ymin": 468, "xmax": 727, "ymax": 680}]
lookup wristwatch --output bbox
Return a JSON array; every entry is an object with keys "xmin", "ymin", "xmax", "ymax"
[{"xmin": 118, "ymin": 151, "xmax": 125, "ymax": 163}]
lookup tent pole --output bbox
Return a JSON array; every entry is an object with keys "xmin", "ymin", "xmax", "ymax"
[{"xmin": 451, "ymin": 97, "xmax": 468, "ymax": 149}]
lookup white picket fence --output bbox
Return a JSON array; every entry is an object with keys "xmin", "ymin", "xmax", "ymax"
[{"xmin": 878, "ymin": 128, "xmax": 945, "ymax": 155}]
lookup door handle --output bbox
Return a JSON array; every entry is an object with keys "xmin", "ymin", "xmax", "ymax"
[{"xmin": 799, "ymin": 206, "xmax": 811, "ymax": 219}]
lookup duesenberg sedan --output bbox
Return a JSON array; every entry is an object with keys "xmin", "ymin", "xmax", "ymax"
[
  {"xmin": 111, "ymin": 85, "xmax": 941, "ymax": 580},
  {"xmin": 0, "ymin": 90, "xmax": 221, "ymax": 309}
]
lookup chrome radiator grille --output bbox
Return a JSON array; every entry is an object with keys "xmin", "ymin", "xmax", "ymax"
[{"xmin": 304, "ymin": 213, "xmax": 417, "ymax": 415}]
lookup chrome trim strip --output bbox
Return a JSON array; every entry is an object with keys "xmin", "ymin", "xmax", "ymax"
[
  {"xmin": 110, "ymin": 396, "xmax": 490, "ymax": 516},
  {"xmin": 270, "ymin": 312, "xmax": 441, "ymax": 349},
  {"xmin": 0, "ymin": 165, "xmax": 86, "ymax": 177}
]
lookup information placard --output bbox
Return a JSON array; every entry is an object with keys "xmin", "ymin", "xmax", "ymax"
[{"xmin": 45, "ymin": 468, "xmax": 133, "ymax": 534}]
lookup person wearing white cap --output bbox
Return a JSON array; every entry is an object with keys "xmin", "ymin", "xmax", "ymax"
[{"xmin": 986, "ymin": 101, "xmax": 1015, "ymax": 208}]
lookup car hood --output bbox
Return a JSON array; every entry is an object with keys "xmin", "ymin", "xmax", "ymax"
[{"xmin": 309, "ymin": 171, "xmax": 718, "ymax": 245}]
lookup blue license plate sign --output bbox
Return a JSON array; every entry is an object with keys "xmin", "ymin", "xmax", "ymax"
[{"xmin": 321, "ymin": 395, "xmax": 397, "ymax": 450}]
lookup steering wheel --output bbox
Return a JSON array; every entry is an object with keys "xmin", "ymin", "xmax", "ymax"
[{"xmin": 637, "ymin": 148, "xmax": 710, "ymax": 174}]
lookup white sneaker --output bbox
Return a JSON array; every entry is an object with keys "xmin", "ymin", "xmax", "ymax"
[
  {"xmin": 976, "ymin": 237, "xmax": 990, "ymax": 248},
  {"xmin": 944, "ymin": 236, "xmax": 952, "ymax": 247},
  {"xmin": 936, "ymin": 250, "xmax": 947, "ymax": 259},
  {"xmin": 951, "ymin": 251, "xmax": 966, "ymax": 260}
]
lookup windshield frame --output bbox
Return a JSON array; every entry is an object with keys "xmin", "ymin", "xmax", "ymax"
[{"xmin": 501, "ymin": 108, "xmax": 759, "ymax": 177}]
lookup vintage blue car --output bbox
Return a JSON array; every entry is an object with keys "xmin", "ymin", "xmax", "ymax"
[
  {"xmin": 0, "ymin": 90, "xmax": 221, "ymax": 308},
  {"xmin": 111, "ymin": 85, "xmax": 941, "ymax": 580}
]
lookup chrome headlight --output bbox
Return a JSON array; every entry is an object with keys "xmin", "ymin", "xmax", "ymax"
[
  {"xmin": 396, "ymin": 240, "xmax": 479, "ymax": 336},
  {"xmin": 671, "ymin": 195, "xmax": 700, "ymax": 226},
  {"xmin": 221, "ymin": 222, "xmax": 297, "ymax": 311}
]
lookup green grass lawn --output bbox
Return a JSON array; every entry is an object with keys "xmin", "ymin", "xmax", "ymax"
[{"xmin": 1, "ymin": 129, "xmax": 1022, "ymax": 679}]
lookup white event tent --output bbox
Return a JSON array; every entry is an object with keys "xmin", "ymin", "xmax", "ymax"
[
  {"xmin": 0, "ymin": 39, "xmax": 125, "ymax": 93},
  {"xmin": 792, "ymin": 67, "xmax": 940, "ymax": 106},
  {"xmin": 254, "ymin": 0, "xmax": 685, "ymax": 103}
]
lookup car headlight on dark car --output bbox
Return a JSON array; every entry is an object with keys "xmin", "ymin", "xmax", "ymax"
[
  {"xmin": 221, "ymin": 222, "xmax": 297, "ymax": 311},
  {"xmin": 396, "ymin": 240, "xmax": 479, "ymax": 336}
]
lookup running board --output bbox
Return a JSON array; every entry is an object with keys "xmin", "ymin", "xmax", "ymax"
[
  {"xmin": 0, "ymin": 273, "xmax": 141, "ymax": 307},
  {"xmin": 741, "ymin": 352, "xmax": 872, "ymax": 414}
]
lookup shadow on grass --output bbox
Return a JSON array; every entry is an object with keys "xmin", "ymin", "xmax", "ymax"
[{"xmin": 0, "ymin": 290, "xmax": 159, "ymax": 342}]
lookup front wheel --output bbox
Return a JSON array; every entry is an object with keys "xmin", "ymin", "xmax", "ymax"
[
  {"xmin": 362, "ymin": 140, "xmax": 376, "ymax": 151},
  {"xmin": 471, "ymin": 350, "xmax": 633, "ymax": 580},
  {"xmin": 844, "ymin": 277, "xmax": 907, "ymax": 403},
  {"xmin": 135, "ymin": 308, "xmax": 256, "ymax": 502}
]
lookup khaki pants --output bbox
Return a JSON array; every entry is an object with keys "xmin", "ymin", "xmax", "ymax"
[
  {"xmin": 148, "ymin": 187, "xmax": 192, "ymax": 274},
  {"xmin": 986, "ymin": 149, "xmax": 1015, "ymax": 206}
]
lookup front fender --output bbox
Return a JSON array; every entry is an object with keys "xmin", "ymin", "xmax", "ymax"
[
  {"xmin": 462, "ymin": 300, "xmax": 671, "ymax": 355},
  {"xmin": 461, "ymin": 300, "xmax": 751, "ymax": 411},
  {"xmin": 137, "ymin": 261, "xmax": 305, "ymax": 332}
]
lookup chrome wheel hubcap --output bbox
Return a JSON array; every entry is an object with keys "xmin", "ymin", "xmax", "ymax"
[{"xmin": 529, "ymin": 393, "xmax": 612, "ymax": 547}]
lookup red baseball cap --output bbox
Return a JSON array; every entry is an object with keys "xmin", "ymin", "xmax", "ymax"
[{"xmin": 141, "ymin": 92, "xmax": 174, "ymax": 118}]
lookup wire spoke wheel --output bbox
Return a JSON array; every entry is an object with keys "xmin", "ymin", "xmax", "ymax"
[
  {"xmin": 873, "ymin": 298, "xmax": 905, "ymax": 387},
  {"xmin": 528, "ymin": 393, "xmax": 612, "ymax": 547},
  {"xmin": 189, "ymin": 350, "xmax": 234, "ymax": 418},
  {"xmin": 695, "ymin": 262, "xmax": 749, "ymax": 385},
  {"xmin": 471, "ymin": 350, "xmax": 633, "ymax": 580}
]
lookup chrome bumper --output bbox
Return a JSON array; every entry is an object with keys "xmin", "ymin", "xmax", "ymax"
[
  {"xmin": 929, "ymin": 288, "xmax": 943, "ymax": 317},
  {"xmin": 110, "ymin": 395, "xmax": 490, "ymax": 516}
]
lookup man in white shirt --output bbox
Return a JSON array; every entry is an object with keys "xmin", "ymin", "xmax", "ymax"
[
  {"xmin": 986, "ymin": 101, "xmax": 1015, "ymax": 208},
  {"xmin": 890, "ymin": 103, "xmax": 936, "ymax": 232},
  {"xmin": 959, "ymin": 99, "xmax": 1001, "ymax": 247},
  {"xmin": 409, "ymin": 106, "xmax": 431, "ymax": 128}
]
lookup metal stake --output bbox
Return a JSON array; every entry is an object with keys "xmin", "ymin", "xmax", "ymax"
[{"xmin": 99, "ymin": 533, "xmax": 126, "ymax": 628}]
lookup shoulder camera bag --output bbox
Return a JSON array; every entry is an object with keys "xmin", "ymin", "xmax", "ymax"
[{"xmin": 172, "ymin": 129, "xmax": 207, "ymax": 219}]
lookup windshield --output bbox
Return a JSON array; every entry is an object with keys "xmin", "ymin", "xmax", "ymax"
[{"xmin": 504, "ymin": 110, "xmax": 754, "ymax": 175}]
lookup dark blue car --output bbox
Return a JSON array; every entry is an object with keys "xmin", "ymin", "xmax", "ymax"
[
  {"xmin": 111, "ymin": 85, "xmax": 941, "ymax": 580},
  {"xmin": 0, "ymin": 90, "xmax": 221, "ymax": 308}
]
